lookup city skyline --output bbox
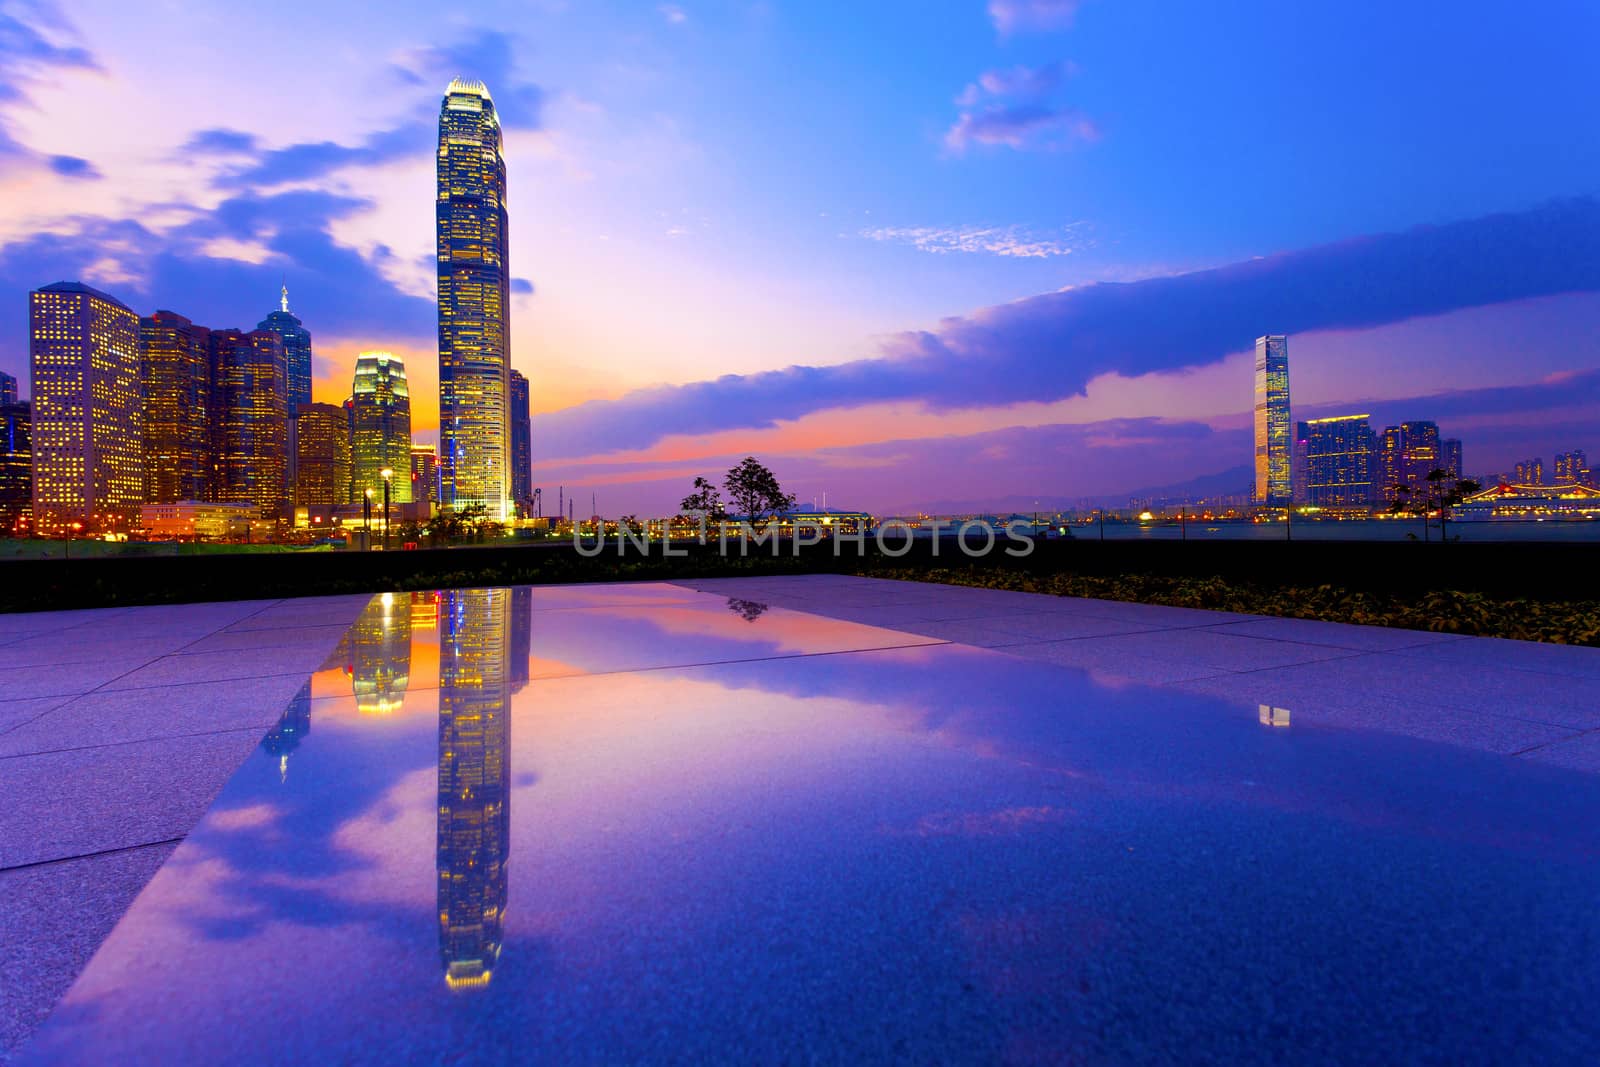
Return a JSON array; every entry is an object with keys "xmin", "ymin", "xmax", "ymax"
[{"xmin": 0, "ymin": 2, "xmax": 1597, "ymax": 513}]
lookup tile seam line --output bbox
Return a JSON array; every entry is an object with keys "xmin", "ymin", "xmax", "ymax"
[
  {"xmin": 0, "ymin": 722, "xmax": 273, "ymax": 762},
  {"xmin": 0, "ymin": 835, "xmax": 185, "ymax": 875}
]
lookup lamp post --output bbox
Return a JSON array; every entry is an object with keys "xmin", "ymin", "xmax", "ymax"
[
  {"xmin": 380, "ymin": 468, "xmax": 394, "ymax": 551},
  {"xmin": 363, "ymin": 488, "xmax": 373, "ymax": 551}
]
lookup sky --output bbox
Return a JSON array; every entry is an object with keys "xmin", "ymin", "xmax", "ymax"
[{"xmin": 0, "ymin": 0, "xmax": 1597, "ymax": 513}]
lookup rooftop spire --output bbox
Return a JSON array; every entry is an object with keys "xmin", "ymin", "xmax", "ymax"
[{"xmin": 280, "ymin": 282, "xmax": 289, "ymax": 314}]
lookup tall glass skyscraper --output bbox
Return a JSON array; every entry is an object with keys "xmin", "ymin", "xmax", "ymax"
[
  {"xmin": 350, "ymin": 352, "xmax": 412, "ymax": 504},
  {"xmin": 437, "ymin": 78, "xmax": 512, "ymax": 521},
  {"xmin": 509, "ymin": 367, "xmax": 531, "ymax": 514},
  {"xmin": 140, "ymin": 310, "xmax": 212, "ymax": 504},
  {"xmin": 209, "ymin": 328, "xmax": 289, "ymax": 518},
  {"xmin": 29, "ymin": 282, "xmax": 143, "ymax": 532},
  {"xmin": 1253, "ymin": 334, "xmax": 1291, "ymax": 505},
  {"xmin": 256, "ymin": 286, "xmax": 313, "ymax": 417}
]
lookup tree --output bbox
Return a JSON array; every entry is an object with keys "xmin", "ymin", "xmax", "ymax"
[
  {"xmin": 1426, "ymin": 468, "xmax": 1480, "ymax": 543},
  {"xmin": 679, "ymin": 476, "xmax": 726, "ymax": 520},
  {"xmin": 723, "ymin": 456, "xmax": 795, "ymax": 523}
]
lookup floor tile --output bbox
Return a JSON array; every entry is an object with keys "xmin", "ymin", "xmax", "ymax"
[
  {"xmin": 1518, "ymin": 731, "xmax": 1600, "ymax": 772},
  {"xmin": 99, "ymin": 646, "xmax": 343, "ymax": 691},
  {"xmin": 1387, "ymin": 635, "xmax": 1600, "ymax": 679},
  {"xmin": 1049, "ymin": 629, "xmax": 1364, "ymax": 672},
  {"xmin": 0, "ymin": 698, "xmax": 68, "ymax": 737},
  {"xmin": 0, "ymin": 658, "xmax": 158, "ymax": 700},
  {"xmin": 1203, "ymin": 617, "xmax": 1475, "ymax": 652},
  {"xmin": 996, "ymin": 640, "xmax": 1235, "ymax": 685}
]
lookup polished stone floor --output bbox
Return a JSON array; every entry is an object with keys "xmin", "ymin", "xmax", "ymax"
[{"xmin": 3, "ymin": 578, "xmax": 1599, "ymax": 1064}]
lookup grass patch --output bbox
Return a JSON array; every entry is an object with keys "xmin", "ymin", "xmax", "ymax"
[{"xmin": 861, "ymin": 565, "xmax": 1600, "ymax": 647}]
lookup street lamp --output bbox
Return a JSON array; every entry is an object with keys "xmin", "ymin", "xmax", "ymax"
[
  {"xmin": 363, "ymin": 487, "xmax": 373, "ymax": 550},
  {"xmin": 380, "ymin": 468, "xmax": 394, "ymax": 550}
]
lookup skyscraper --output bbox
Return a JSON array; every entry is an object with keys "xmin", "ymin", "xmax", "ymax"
[
  {"xmin": 437, "ymin": 78, "xmax": 512, "ymax": 521},
  {"xmin": 210, "ymin": 328, "xmax": 289, "ymax": 518},
  {"xmin": 437, "ymin": 587, "xmax": 511, "ymax": 990},
  {"xmin": 0, "ymin": 371, "xmax": 16, "ymax": 406},
  {"xmin": 1442, "ymin": 438, "xmax": 1464, "ymax": 481},
  {"xmin": 140, "ymin": 311, "xmax": 212, "ymax": 504},
  {"xmin": 1554, "ymin": 450, "xmax": 1589, "ymax": 485},
  {"xmin": 295, "ymin": 401, "xmax": 352, "ymax": 508},
  {"xmin": 1300, "ymin": 415, "xmax": 1376, "ymax": 507},
  {"xmin": 1378, "ymin": 421, "xmax": 1442, "ymax": 503},
  {"xmin": 509, "ymin": 367, "xmax": 531, "ymax": 515},
  {"xmin": 0, "ymin": 400, "xmax": 31, "ymax": 532},
  {"xmin": 29, "ymin": 282, "xmax": 143, "ymax": 532},
  {"xmin": 350, "ymin": 352, "xmax": 412, "ymax": 504},
  {"xmin": 256, "ymin": 286, "xmax": 313, "ymax": 417},
  {"xmin": 411, "ymin": 444, "xmax": 439, "ymax": 507},
  {"xmin": 1514, "ymin": 457, "xmax": 1544, "ymax": 485},
  {"xmin": 1252, "ymin": 335, "xmax": 1290, "ymax": 505}
]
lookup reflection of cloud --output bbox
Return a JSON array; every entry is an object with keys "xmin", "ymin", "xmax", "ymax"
[
  {"xmin": 988, "ymin": 0, "xmax": 1081, "ymax": 35},
  {"xmin": 862, "ymin": 224, "xmax": 1081, "ymax": 258},
  {"xmin": 893, "ymin": 806, "xmax": 1070, "ymax": 837},
  {"xmin": 945, "ymin": 103, "xmax": 1099, "ymax": 154}
]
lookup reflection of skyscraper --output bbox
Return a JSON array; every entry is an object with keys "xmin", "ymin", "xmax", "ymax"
[
  {"xmin": 261, "ymin": 682, "xmax": 312, "ymax": 782},
  {"xmin": 437, "ymin": 587, "xmax": 511, "ymax": 990},
  {"xmin": 1253, "ymin": 335, "xmax": 1291, "ymax": 505},
  {"xmin": 437, "ymin": 78, "xmax": 512, "ymax": 521},
  {"xmin": 509, "ymin": 585, "xmax": 531, "ymax": 694},
  {"xmin": 350, "ymin": 592, "xmax": 412, "ymax": 715}
]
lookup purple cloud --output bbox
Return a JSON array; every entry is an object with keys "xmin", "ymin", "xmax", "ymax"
[
  {"xmin": 391, "ymin": 28, "xmax": 544, "ymax": 129},
  {"xmin": 181, "ymin": 128, "xmax": 261, "ymax": 155},
  {"xmin": 531, "ymin": 199, "xmax": 1600, "ymax": 460},
  {"xmin": 0, "ymin": 4, "xmax": 99, "ymax": 173},
  {"xmin": 988, "ymin": 0, "xmax": 1081, "ymax": 35},
  {"xmin": 46, "ymin": 152, "xmax": 97, "ymax": 179},
  {"xmin": 945, "ymin": 103, "xmax": 1099, "ymax": 153}
]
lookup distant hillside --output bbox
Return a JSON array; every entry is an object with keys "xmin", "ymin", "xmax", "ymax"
[{"xmin": 905, "ymin": 465, "xmax": 1253, "ymax": 515}]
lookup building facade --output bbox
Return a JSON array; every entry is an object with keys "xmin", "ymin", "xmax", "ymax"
[
  {"xmin": 0, "ymin": 371, "xmax": 16, "ymax": 406},
  {"xmin": 410, "ymin": 444, "xmax": 438, "ymax": 507},
  {"xmin": 256, "ymin": 286, "xmax": 313, "ymax": 417},
  {"xmin": 1553, "ymin": 450, "xmax": 1590, "ymax": 486},
  {"xmin": 29, "ymin": 282, "xmax": 143, "ymax": 532},
  {"xmin": 140, "ymin": 311, "xmax": 212, "ymax": 504},
  {"xmin": 1252, "ymin": 334, "xmax": 1291, "ymax": 505},
  {"xmin": 509, "ymin": 367, "xmax": 532, "ymax": 515},
  {"xmin": 1513, "ymin": 457, "xmax": 1544, "ymax": 485},
  {"xmin": 1299, "ymin": 415, "xmax": 1375, "ymax": 507},
  {"xmin": 0, "ymin": 401, "xmax": 30, "ymax": 532},
  {"xmin": 295, "ymin": 401, "xmax": 352, "ymax": 507},
  {"xmin": 1378, "ymin": 421, "xmax": 1442, "ymax": 504},
  {"xmin": 437, "ymin": 78, "xmax": 512, "ymax": 521},
  {"xmin": 210, "ymin": 328, "xmax": 289, "ymax": 518},
  {"xmin": 350, "ymin": 351, "xmax": 412, "ymax": 504}
]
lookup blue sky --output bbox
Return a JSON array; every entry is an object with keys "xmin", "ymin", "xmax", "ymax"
[{"xmin": 0, "ymin": 0, "xmax": 1597, "ymax": 510}]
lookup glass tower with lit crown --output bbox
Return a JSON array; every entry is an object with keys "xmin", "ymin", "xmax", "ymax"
[
  {"xmin": 1253, "ymin": 334, "xmax": 1291, "ymax": 505},
  {"xmin": 437, "ymin": 77, "xmax": 512, "ymax": 521},
  {"xmin": 349, "ymin": 352, "xmax": 413, "ymax": 504},
  {"xmin": 29, "ymin": 282, "xmax": 143, "ymax": 532},
  {"xmin": 437, "ymin": 587, "xmax": 511, "ymax": 991},
  {"xmin": 256, "ymin": 286, "xmax": 313, "ymax": 417}
]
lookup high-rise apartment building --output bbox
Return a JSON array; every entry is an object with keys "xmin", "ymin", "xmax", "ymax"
[
  {"xmin": 1377, "ymin": 421, "xmax": 1442, "ymax": 503},
  {"xmin": 509, "ymin": 368, "xmax": 531, "ymax": 514},
  {"xmin": 1514, "ymin": 457, "xmax": 1544, "ymax": 485},
  {"xmin": 1252, "ymin": 335, "xmax": 1291, "ymax": 505},
  {"xmin": 0, "ymin": 401, "xmax": 31, "ymax": 531},
  {"xmin": 295, "ymin": 401, "xmax": 352, "ymax": 507},
  {"xmin": 1442, "ymin": 438, "xmax": 1463, "ymax": 481},
  {"xmin": 0, "ymin": 371, "xmax": 16, "ymax": 406},
  {"xmin": 140, "ymin": 311, "xmax": 212, "ymax": 503},
  {"xmin": 1300, "ymin": 415, "xmax": 1376, "ymax": 506},
  {"xmin": 410, "ymin": 444, "xmax": 439, "ymax": 507},
  {"xmin": 350, "ymin": 352, "xmax": 412, "ymax": 504},
  {"xmin": 210, "ymin": 328, "xmax": 289, "ymax": 518},
  {"xmin": 437, "ymin": 78, "xmax": 512, "ymax": 520},
  {"xmin": 29, "ymin": 282, "xmax": 143, "ymax": 532},
  {"xmin": 1554, "ymin": 450, "xmax": 1590, "ymax": 485},
  {"xmin": 256, "ymin": 286, "xmax": 313, "ymax": 417}
]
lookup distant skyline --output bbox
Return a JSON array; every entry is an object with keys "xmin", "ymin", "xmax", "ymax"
[{"xmin": 1, "ymin": 0, "xmax": 1597, "ymax": 513}]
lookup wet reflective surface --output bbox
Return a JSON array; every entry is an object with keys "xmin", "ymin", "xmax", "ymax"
[{"xmin": 19, "ymin": 584, "xmax": 1600, "ymax": 1064}]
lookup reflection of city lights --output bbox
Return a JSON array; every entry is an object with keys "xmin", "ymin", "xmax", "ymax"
[{"xmin": 1258, "ymin": 704, "xmax": 1291, "ymax": 727}]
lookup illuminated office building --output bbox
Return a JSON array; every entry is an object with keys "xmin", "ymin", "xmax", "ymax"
[
  {"xmin": 437, "ymin": 78, "xmax": 512, "ymax": 520},
  {"xmin": 350, "ymin": 592, "xmax": 411, "ymax": 715},
  {"xmin": 0, "ymin": 401, "xmax": 30, "ymax": 531},
  {"xmin": 1252, "ymin": 334, "xmax": 1291, "ymax": 505},
  {"xmin": 140, "ymin": 311, "xmax": 212, "ymax": 504},
  {"xmin": 210, "ymin": 328, "xmax": 289, "ymax": 518},
  {"xmin": 1299, "ymin": 415, "xmax": 1375, "ymax": 507},
  {"xmin": 256, "ymin": 286, "xmax": 313, "ymax": 417},
  {"xmin": 29, "ymin": 282, "xmax": 143, "ymax": 532},
  {"xmin": 1554, "ymin": 450, "xmax": 1590, "ymax": 486},
  {"xmin": 437, "ymin": 587, "xmax": 511, "ymax": 991},
  {"xmin": 1378, "ymin": 421, "xmax": 1442, "ymax": 504},
  {"xmin": 509, "ymin": 368, "xmax": 532, "ymax": 515},
  {"xmin": 350, "ymin": 352, "xmax": 412, "ymax": 505},
  {"xmin": 1442, "ymin": 438, "xmax": 1464, "ymax": 481},
  {"xmin": 411, "ymin": 444, "xmax": 439, "ymax": 507},
  {"xmin": 0, "ymin": 371, "xmax": 16, "ymax": 405},
  {"xmin": 295, "ymin": 401, "xmax": 351, "ymax": 507}
]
